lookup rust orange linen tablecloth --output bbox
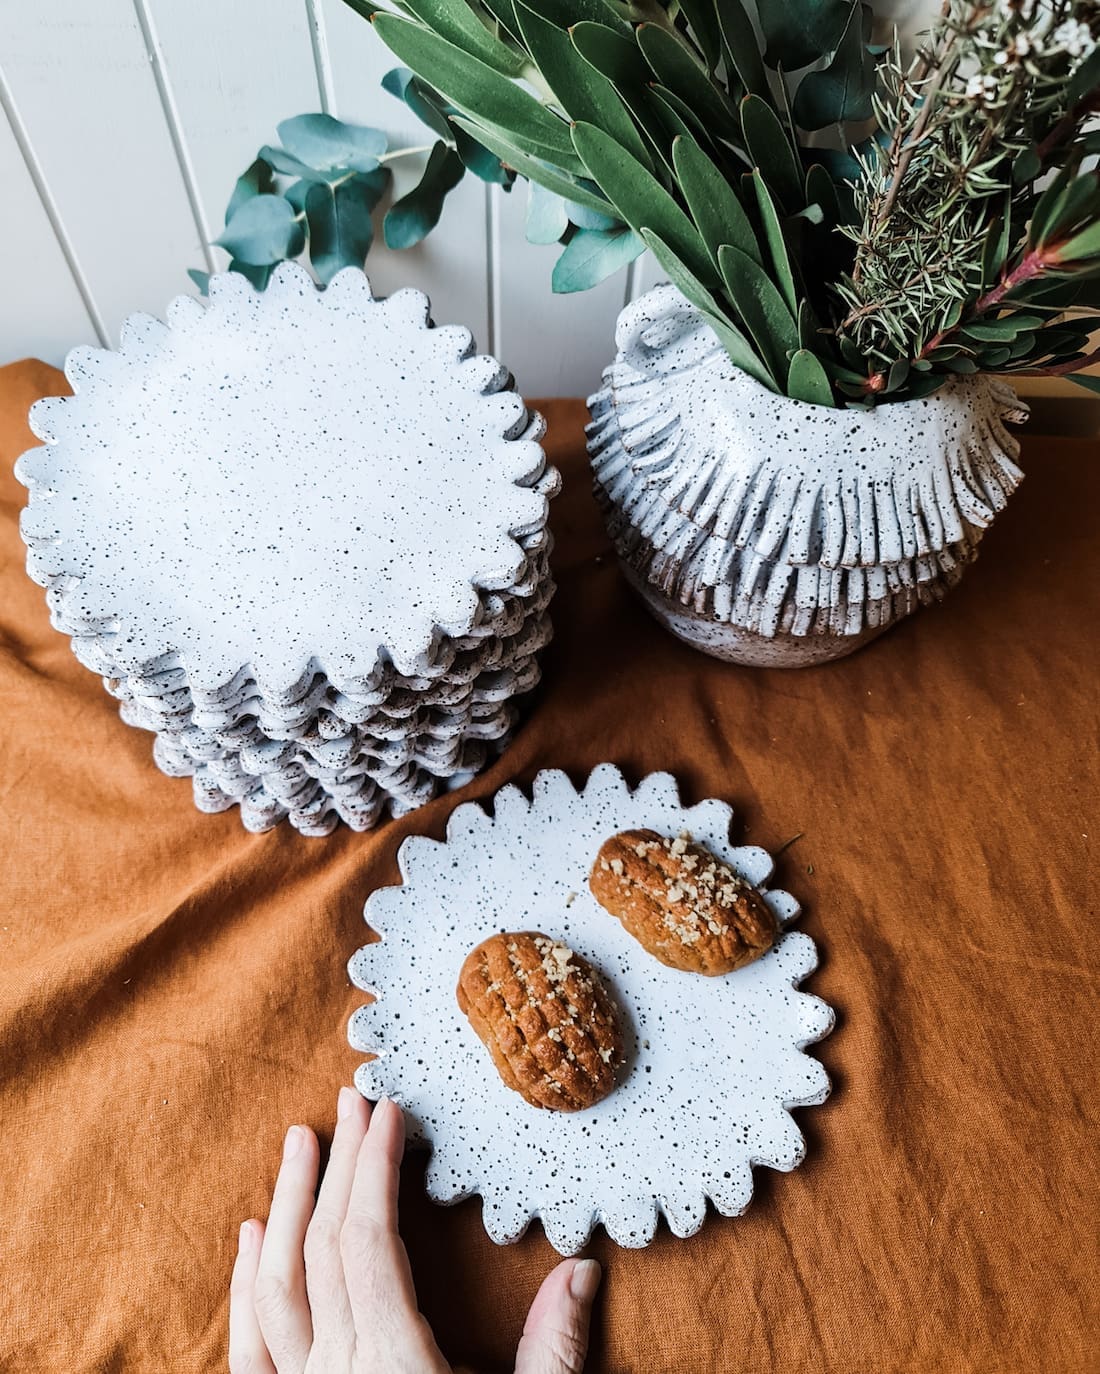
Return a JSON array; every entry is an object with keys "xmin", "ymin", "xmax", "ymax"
[{"xmin": 1, "ymin": 358, "xmax": 1097, "ymax": 1374}]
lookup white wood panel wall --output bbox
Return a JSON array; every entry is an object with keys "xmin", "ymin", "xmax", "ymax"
[{"xmin": 0, "ymin": 0, "xmax": 931, "ymax": 397}]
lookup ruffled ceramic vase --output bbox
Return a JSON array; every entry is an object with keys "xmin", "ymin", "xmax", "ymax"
[{"xmin": 587, "ymin": 284, "xmax": 1029, "ymax": 668}]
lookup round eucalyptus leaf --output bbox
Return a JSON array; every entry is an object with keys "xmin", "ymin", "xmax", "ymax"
[
  {"xmin": 216, "ymin": 195, "xmax": 305, "ymax": 266},
  {"xmin": 526, "ymin": 182, "xmax": 570, "ymax": 245},
  {"xmin": 305, "ymin": 178, "xmax": 377, "ymax": 284},
  {"xmin": 276, "ymin": 113, "xmax": 387, "ymax": 173},
  {"xmin": 383, "ymin": 142, "xmax": 465, "ymax": 250},
  {"xmin": 225, "ymin": 158, "xmax": 276, "ymax": 223},
  {"xmin": 551, "ymin": 224, "xmax": 644, "ymax": 292}
]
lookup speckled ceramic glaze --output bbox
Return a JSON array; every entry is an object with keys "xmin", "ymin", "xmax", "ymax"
[
  {"xmin": 587, "ymin": 284, "xmax": 1029, "ymax": 667},
  {"xmin": 16, "ymin": 265, "xmax": 559, "ymax": 833},
  {"xmin": 348, "ymin": 764, "xmax": 834, "ymax": 1254}
]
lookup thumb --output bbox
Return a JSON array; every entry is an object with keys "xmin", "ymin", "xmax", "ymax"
[{"xmin": 514, "ymin": 1258, "xmax": 602, "ymax": 1374}]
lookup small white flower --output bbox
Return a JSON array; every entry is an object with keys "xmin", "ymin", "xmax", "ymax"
[
  {"xmin": 1051, "ymin": 18, "xmax": 1095, "ymax": 59},
  {"xmin": 966, "ymin": 72, "xmax": 1001, "ymax": 102}
]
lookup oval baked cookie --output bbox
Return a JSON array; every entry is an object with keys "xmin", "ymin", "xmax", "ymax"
[
  {"xmin": 456, "ymin": 931, "xmax": 624, "ymax": 1111},
  {"xmin": 590, "ymin": 829, "xmax": 777, "ymax": 975}
]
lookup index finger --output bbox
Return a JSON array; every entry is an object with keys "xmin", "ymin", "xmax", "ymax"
[{"xmin": 346, "ymin": 1095, "xmax": 405, "ymax": 1235}]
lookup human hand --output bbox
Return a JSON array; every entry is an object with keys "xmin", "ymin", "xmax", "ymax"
[{"xmin": 229, "ymin": 1089, "xmax": 602, "ymax": 1373}]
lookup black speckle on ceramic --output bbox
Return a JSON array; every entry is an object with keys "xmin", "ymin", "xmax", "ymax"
[{"xmin": 348, "ymin": 764, "xmax": 835, "ymax": 1255}]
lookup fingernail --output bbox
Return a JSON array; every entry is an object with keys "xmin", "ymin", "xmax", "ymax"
[
  {"xmin": 337, "ymin": 1086, "xmax": 357, "ymax": 1121},
  {"xmin": 283, "ymin": 1125, "xmax": 305, "ymax": 1160},
  {"xmin": 238, "ymin": 1221, "xmax": 254, "ymax": 1253},
  {"xmin": 569, "ymin": 1258, "xmax": 601, "ymax": 1302}
]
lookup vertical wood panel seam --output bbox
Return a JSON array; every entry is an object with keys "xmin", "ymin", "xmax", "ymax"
[
  {"xmin": 0, "ymin": 63, "xmax": 109, "ymax": 346},
  {"xmin": 486, "ymin": 182, "xmax": 501, "ymax": 359},
  {"xmin": 131, "ymin": 0, "xmax": 217, "ymax": 273},
  {"xmin": 306, "ymin": 0, "xmax": 338, "ymax": 115}
]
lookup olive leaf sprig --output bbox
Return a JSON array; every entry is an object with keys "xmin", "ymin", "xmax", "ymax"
[{"xmin": 356, "ymin": 0, "xmax": 886, "ymax": 406}]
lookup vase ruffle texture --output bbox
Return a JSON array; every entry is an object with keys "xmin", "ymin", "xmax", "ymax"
[{"xmin": 587, "ymin": 284, "xmax": 1028, "ymax": 667}]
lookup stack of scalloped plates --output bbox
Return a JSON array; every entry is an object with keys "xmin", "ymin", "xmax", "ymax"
[{"xmin": 16, "ymin": 265, "xmax": 559, "ymax": 835}]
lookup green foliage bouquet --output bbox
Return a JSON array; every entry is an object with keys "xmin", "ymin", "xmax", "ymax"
[{"xmin": 203, "ymin": 1, "xmax": 1100, "ymax": 408}]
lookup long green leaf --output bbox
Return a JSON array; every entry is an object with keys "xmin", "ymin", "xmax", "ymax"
[
  {"xmin": 646, "ymin": 85, "xmax": 696, "ymax": 144},
  {"xmin": 551, "ymin": 225, "xmax": 645, "ymax": 291},
  {"xmin": 787, "ymin": 349, "xmax": 836, "ymax": 406},
  {"xmin": 676, "ymin": 0, "xmax": 723, "ymax": 72},
  {"xmin": 1035, "ymin": 173, "xmax": 1100, "ymax": 249},
  {"xmin": 640, "ymin": 228, "xmax": 774, "ymax": 389},
  {"xmin": 636, "ymin": 22, "xmax": 738, "ymax": 138},
  {"xmin": 512, "ymin": 0, "xmax": 651, "ymax": 166},
  {"xmin": 1026, "ymin": 159, "xmax": 1077, "ymax": 248},
  {"xmin": 449, "ymin": 115, "xmax": 611, "ymax": 214},
  {"xmin": 372, "ymin": 14, "xmax": 584, "ymax": 173},
  {"xmin": 572, "ymin": 122, "xmax": 718, "ymax": 286},
  {"xmin": 715, "ymin": 0, "xmax": 771, "ymax": 99},
  {"xmin": 341, "ymin": 0, "xmax": 388, "ymax": 21},
  {"xmin": 959, "ymin": 313, "xmax": 1045, "ymax": 341},
  {"xmin": 533, "ymin": 0, "xmax": 632, "ymax": 36},
  {"xmin": 385, "ymin": 66, "xmax": 512, "ymax": 183},
  {"xmin": 741, "ymin": 95, "xmax": 804, "ymax": 211},
  {"xmin": 798, "ymin": 298, "xmax": 824, "ymax": 349},
  {"xmin": 804, "ymin": 162, "xmax": 842, "ymax": 228},
  {"xmin": 750, "ymin": 169, "xmax": 797, "ymax": 314},
  {"xmin": 1057, "ymin": 220, "xmax": 1100, "ymax": 262},
  {"xmin": 717, "ymin": 242, "xmax": 799, "ymax": 383},
  {"xmin": 672, "ymin": 136, "xmax": 760, "ymax": 270},
  {"xmin": 571, "ymin": 20, "xmax": 651, "ymax": 86},
  {"xmin": 399, "ymin": 0, "xmax": 527, "ymax": 75},
  {"xmin": 478, "ymin": 0, "xmax": 523, "ymax": 43}
]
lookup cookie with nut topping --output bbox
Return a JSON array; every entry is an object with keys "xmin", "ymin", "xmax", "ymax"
[
  {"xmin": 589, "ymin": 829, "xmax": 777, "ymax": 975},
  {"xmin": 456, "ymin": 931, "xmax": 624, "ymax": 1111}
]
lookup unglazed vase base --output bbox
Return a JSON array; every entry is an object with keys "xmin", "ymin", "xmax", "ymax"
[{"xmin": 624, "ymin": 565, "xmax": 891, "ymax": 666}]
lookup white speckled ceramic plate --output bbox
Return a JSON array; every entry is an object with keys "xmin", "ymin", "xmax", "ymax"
[
  {"xmin": 348, "ymin": 764, "xmax": 835, "ymax": 1254},
  {"xmin": 16, "ymin": 265, "xmax": 560, "ymax": 833},
  {"xmin": 18, "ymin": 264, "xmax": 556, "ymax": 691}
]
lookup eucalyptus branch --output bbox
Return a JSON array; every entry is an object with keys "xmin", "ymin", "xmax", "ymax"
[{"xmin": 378, "ymin": 143, "xmax": 436, "ymax": 163}]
